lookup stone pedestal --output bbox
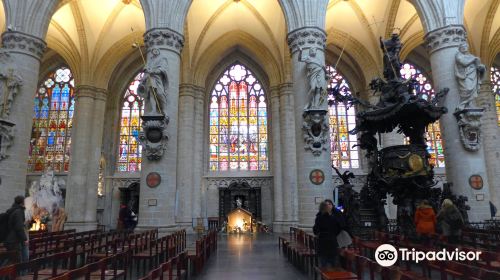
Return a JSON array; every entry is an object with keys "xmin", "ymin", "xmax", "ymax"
[
  {"xmin": 0, "ymin": 31, "xmax": 46, "ymax": 211},
  {"xmin": 287, "ymin": 27, "xmax": 333, "ymax": 228},
  {"xmin": 425, "ymin": 25, "xmax": 491, "ymax": 221},
  {"xmin": 66, "ymin": 86, "xmax": 107, "ymax": 231},
  {"xmin": 137, "ymin": 28, "xmax": 183, "ymax": 231}
]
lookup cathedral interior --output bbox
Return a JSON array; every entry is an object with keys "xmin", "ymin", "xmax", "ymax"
[{"xmin": 0, "ymin": 0, "xmax": 499, "ymax": 279}]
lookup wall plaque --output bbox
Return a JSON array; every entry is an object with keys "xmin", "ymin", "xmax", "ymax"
[
  {"xmin": 146, "ymin": 172, "xmax": 161, "ymax": 188},
  {"xmin": 310, "ymin": 169, "xmax": 325, "ymax": 185},
  {"xmin": 469, "ymin": 174, "xmax": 483, "ymax": 190}
]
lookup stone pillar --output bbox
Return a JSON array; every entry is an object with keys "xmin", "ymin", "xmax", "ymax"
[
  {"xmin": 65, "ymin": 86, "xmax": 107, "ymax": 231},
  {"xmin": 477, "ymin": 81, "xmax": 500, "ymax": 214},
  {"xmin": 278, "ymin": 83, "xmax": 299, "ymax": 231},
  {"xmin": 0, "ymin": 31, "xmax": 46, "ymax": 211},
  {"xmin": 285, "ymin": 27, "xmax": 333, "ymax": 227},
  {"xmin": 269, "ymin": 86, "xmax": 284, "ymax": 230},
  {"xmin": 137, "ymin": 28, "xmax": 184, "ymax": 230},
  {"xmin": 424, "ymin": 25, "xmax": 491, "ymax": 221},
  {"xmin": 192, "ymin": 89, "xmax": 205, "ymax": 219},
  {"xmin": 176, "ymin": 84, "xmax": 196, "ymax": 228}
]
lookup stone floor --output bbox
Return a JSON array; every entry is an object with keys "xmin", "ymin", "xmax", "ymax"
[{"xmin": 196, "ymin": 233, "xmax": 308, "ymax": 280}]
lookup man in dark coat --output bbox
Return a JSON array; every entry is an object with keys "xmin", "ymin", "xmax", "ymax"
[
  {"xmin": 313, "ymin": 199, "xmax": 346, "ymax": 268},
  {"xmin": 4, "ymin": 196, "xmax": 28, "ymax": 264}
]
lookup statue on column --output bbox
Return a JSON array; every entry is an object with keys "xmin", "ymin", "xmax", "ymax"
[
  {"xmin": 455, "ymin": 43, "xmax": 486, "ymax": 111},
  {"xmin": 0, "ymin": 69, "xmax": 22, "ymax": 118},
  {"xmin": 299, "ymin": 47, "xmax": 329, "ymax": 110},
  {"xmin": 138, "ymin": 48, "xmax": 169, "ymax": 116},
  {"xmin": 454, "ymin": 43, "xmax": 485, "ymax": 151}
]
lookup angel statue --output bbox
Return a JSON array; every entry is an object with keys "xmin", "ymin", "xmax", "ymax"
[
  {"xmin": 299, "ymin": 47, "xmax": 329, "ymax": 110},
  {"xmin": 380, "ymin": 33, "xmax": 402, "ymax": 81},
  {"xmin": 138, "ymin": 48, "xmax": 169, "ymax": 116},
  {"xmin": 455, "ymin": 43, "xmax": 486, "ymax": 111}
]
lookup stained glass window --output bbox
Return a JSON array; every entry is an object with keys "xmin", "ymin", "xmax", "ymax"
[
  {"xmin": 28, "ymin": 67, "xmax": 75, "ymax": 172},
  {"xmin": 490, "ymin": 67, "xmax": 500, "ymax": 126},
  {"xmin": 117, "ymin": 72, "xmax": 144, "ymax": 172},
  {"xmin": 327, "ymin": 66, "xmax": 359, "ymax": 169},
  {"xmin": 400, "ymin": 63, "xmax": 445, "ymax": 168},
  {"xmin": 209, "ymin": 64, "xmax": 268, "ymax": 171}
]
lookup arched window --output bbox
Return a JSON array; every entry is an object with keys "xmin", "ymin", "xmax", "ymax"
[
  {"xmin": 327, "ymin": 66, "xmax": 359, "ymax": 169},
  {"xmin": 400, "ymin": 63, "xmax": 445, "ymax": 168},
  {"xmin": 28, "ymin": 67, "xmax": 75, "ymax": 172},
  {"xmin": 490, "ymin": 66, "xmax": 500, "ymax": 126},
  {"xmin": 117, "ymin": 72, "xmax": 144, "ymax": 172},
  {"xmin": 209, "ymin": 64, "xmax": 268, "ymax": 171}
]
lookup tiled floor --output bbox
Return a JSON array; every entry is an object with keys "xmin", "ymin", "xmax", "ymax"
[{"xmin": 196, "ymin": 233, "xmax": 308, "ymax": 280}]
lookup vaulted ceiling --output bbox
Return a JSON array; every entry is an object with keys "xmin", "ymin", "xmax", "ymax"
[{"xmin": 1, "ymin": 0, "xmax": 500, "ymax": 86}]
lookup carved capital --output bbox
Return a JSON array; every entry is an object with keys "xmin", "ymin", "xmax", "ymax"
[
  {"xmin": 425, "ymin": 25, "xmax": 467, "ymax": 54},
  {"xmin": 287, "ymin": 27, "xmax": 326, "ymax": 55},
  {"xmin": 144, "ymin": 28, "xmax": 184, "ymax": 55},
  {"xmin": 1, "ymin": 31, "xmax": 46, "ymax": 60}
]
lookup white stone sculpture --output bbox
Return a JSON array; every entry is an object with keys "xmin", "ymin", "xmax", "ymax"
[
  {"xmin": 25, "ymin": 168, "xmax": 64, "ymax": 223},
  {"xmin": 454, "ymin": 43, "xmax": 486, "ymax": 111},
  {"xmin": 299, "ymin": 47, "xmax": 329, "ymax": 110},
  {"xmin": 138, "ymin": 48, "xmax": 169, "ymax": 116}
]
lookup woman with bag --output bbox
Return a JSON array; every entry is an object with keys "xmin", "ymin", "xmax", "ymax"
[
  {"xmin": 437, "ymin": 199, "xmax": 464, "ymax": 244},
  {"xmin": 313, "ymin": 199, "xmax": 348, "ymax": 269}
]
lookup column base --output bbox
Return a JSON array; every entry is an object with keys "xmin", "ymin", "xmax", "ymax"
[
  {"xmin": 272, "ymin": 221, "xmax": 299, "ymax": 233},
  {"xmin": 65, "ymin": 221, "xmax": 98, "ymax": 232}
]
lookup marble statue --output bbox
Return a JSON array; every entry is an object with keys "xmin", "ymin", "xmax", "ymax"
[
  {"xmin": 25, "ymin": 168, "xmax": 65, "ymax": 229},
  {"xmin": 380, "ymin": 33, "xmax": 402, "ymax": 81},
  {"xmin": 299, "ymin": 47, "xmax": 329, "ymax": 110},
  {"xmin": 138, "ymin": 48, "xmax": 169, "ymax": 116},
  {"xmin": 455, "ymin": 43, "xmax": 486, "ymax": 111},
  {"xmin": 0, "ymin": 69, "xmax": 22, "ymax": 118}
]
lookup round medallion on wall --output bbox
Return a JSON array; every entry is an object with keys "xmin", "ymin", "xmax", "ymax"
[
  {"xmin": 146, "ymin": 172, "xmax": 161, "ymax": 188},
  {"xmin": 310, "ymin": 169, "xmax": 325, "ymax": 185},
  {"xmin": 469, "ymin": 174, "xmax": 483, "ymax": 190}
]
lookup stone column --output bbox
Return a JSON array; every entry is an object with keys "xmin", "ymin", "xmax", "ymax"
[
  {"xmin": 285, "ymin": 27, "xmax": 334, "ymax": 227},
  {"xmin": 66, "ymin": 86, "xmax": 107, "ymax": 231},
  {"xmin": 269, "ymin": 86, "xmax": 284, "ymax": 230},
  {"xmin": 137, "ymin": 29, "xmax": 184, "ymax": 230},
  {"xmin": 423, "ymin": 25, "xmax": 491, "ymax": 221},
  {"xmin": 192, "ymin": 89, "xmax": 205, "ymax": 219},
  {"xmin": 176, "ymin": 84, "xmax": 196, "ymax": 228},
  {"xmin": 0, "ymin": 31, "xmax": 46, "ymax": 210},
  {"xmin": 477, "ymin": 81, "xmax": 500, "ymax": 214},
  {"xmin": 278, "ymin": 83, "xmax": 299, "ymax": 231}
]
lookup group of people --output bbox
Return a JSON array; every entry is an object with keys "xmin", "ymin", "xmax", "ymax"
[
  {"xmin": 312, "ymin": 198, "xmax": 465, "ymax": 270},
  {"xmin": 414, "ymin": 198, "xmax": 464, "ymax": 244}
]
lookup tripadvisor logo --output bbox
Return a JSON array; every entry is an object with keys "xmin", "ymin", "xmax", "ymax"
[{"xmin": 374, "ymin": 244, "xmax": 482, "ymax": 267}]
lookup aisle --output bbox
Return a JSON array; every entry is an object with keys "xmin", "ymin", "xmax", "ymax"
[{"xmin": 196, "ymin": 233, "xmax": 308, "ymax": 280}]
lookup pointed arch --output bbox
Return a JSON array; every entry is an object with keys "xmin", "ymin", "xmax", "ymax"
[
  {"xmin": 208, "ymin": 63, "xmax": 269, "ymax": 171},
  {"xmin": 28, "ymin": 66, "xmax": 76, "ymax": 173}
]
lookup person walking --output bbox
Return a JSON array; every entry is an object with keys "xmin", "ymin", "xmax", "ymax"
[
  {"xmin": 4, "ymin": 196, "xmax": 28, "ymax": 264},
  {"xmin": 437, "ymin": 199, "xmax": 464, "ymax": 244},
  {"xmin": 313, "ymin": 199, "xmax": 346, "ymax": 269},
  {"xmin": 414, "ymin": 200, "xmax": 436, "ymax": 244}
]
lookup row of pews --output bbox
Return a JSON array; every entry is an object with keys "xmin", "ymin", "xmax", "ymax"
[
  {"xmin": 139, "ymin": 229, "xmax": 218, "ymax": 279},
  {"xmin": 279, "ymin": 226, "xmax": 500, "ymax": 280},
  {"xmin": 0, "ymin": 228, "xmax": 187, "ymax": 279}
]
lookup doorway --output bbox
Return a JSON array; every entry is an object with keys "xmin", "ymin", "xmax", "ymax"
[{"xmin": 219, "ymin": 182, "xmax": 261, "ymax": 221}]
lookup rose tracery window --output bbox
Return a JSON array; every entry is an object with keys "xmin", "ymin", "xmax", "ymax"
[
  {"xmin": 401, "ymin": 63, "xmax": 445, "ymax": 168},
  {"xmin": 327, "ymin": 66, "xmax": 359, "ymax": 169},
  {"xmin": 209, "ymin": 64, "xmax": 268, "ymax": 171},
  {"xmin": 117, "ymin": 72, "xmax": 144, "ymax": 172},
  {"xmin": 28, "ymin": 67, "xmax": 75, "ymax": 172}
]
